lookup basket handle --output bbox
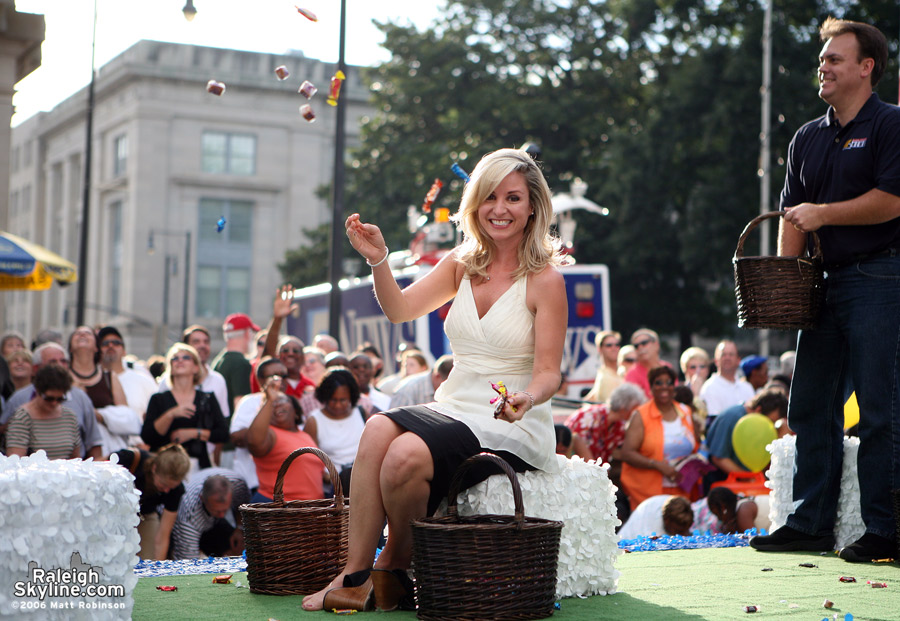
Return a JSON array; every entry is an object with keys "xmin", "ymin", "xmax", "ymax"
[
  {"xmin": 445, "ymin": 452, "xmax": 525, "ymax": 528},
  {"xmin": 733, "ymin": 210, "xmax": 822, "ymax": 260},
  {"xmin": 272, "ymin": 446, "xmax": 345, "ymax": 510}
]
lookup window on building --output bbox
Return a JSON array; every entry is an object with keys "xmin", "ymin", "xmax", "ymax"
[
  {"xmin": 201, "ymin": 131, "xmax": 256, "ymax": 175},
  {"xmin": 113, "ymin": 135, "xmax": 128, "ymax": 177},
  {"xmin": 110, "ymin": 201, "xmax": 123, "ymax": 314},
  {"xmin": 195, "ymin": 199, "xmax": 253, "ymax": 317}
]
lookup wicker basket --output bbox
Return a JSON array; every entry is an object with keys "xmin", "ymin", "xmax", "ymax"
[
  {"xmin": 733, "ymin": 211, "xmax": 825, "ymax": 330},
  {"xmin": 239, "ymin": 446, "xmax": 348, "ymax": 595},
  {"xmin": 411, "ymin": 453, "xmax": 563, "ymax": 621}
]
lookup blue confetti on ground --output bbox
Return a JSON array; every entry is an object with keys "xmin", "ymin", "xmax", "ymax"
[
  {"xmin": 134, "ymin": 556, "xmax": 247, "ymax": 578},
  {"xmin": 618, "ymin": 529, "xmax": 764, "ymax": 552},
  {"xmin": 135, "ymin": 532, "xmax": 766, "ymax": 576}
]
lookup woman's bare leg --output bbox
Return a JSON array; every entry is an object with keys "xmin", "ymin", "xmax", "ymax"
[
  {"xmin": 373, "ymin": 433, "xmax": 433, "ymax": 571},
  {"xmin": 301, "ymin": 415, "xmax": 403, "ymax": 611}
]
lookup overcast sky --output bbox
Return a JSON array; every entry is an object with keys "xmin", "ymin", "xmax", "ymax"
[{"xmin": 13, "ymin": 0, "xmax": 444, "ymax": 126}]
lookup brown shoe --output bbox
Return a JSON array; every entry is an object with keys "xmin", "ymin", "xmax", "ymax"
[
  {"xmin": 371, "ymin": 568, "xmax": 415, "ymax": 611},
  {"xmin": 322, "ymin": 570, "xmax": 374, "ymax": 612}
]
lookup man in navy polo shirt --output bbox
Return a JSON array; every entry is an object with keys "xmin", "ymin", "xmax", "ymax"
[{"xmin": 750, "ymin": 18, "xmax": 900, "ymax": 562}]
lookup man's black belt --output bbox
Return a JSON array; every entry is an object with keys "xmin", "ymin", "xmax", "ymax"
[{"xmin": 825, "ymin": 247, "xmax": 900, "ymax": 270}]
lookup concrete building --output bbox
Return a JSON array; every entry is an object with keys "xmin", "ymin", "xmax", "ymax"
[
  {"xmin": 6, "ymin": 39, "xmax": 373, "ymax": 356},
  {"xmin": 2, "ymin": 0, "xmax": 44, "ymax": 230}
]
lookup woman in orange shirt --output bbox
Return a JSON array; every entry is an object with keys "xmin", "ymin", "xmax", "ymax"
[
  {"xmin": 620, "ymin": 366, "xmax": 701, "ymax": 510},
  {"xmin": 247, "ymin": 378, "xmax": 324, "ymax": 503}
]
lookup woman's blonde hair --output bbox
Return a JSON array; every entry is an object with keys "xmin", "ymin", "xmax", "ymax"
[
  {"xmin": 679, "ymin": 346, "xmax": 710, "ymax": 374},
  {"xmin": 163, "ymin": 343, "xmax": 203, "ymax": 386},
  {"xmin": 147, "ymin": 443, "xmax": 191, "ymax": 487},
  {"xmin": 6, "ymin": 349, "xmax": 33, "ymax": 365},
  {"xmin": 451, "ymin": 147, "xmax": 566, "ymax": 280}
]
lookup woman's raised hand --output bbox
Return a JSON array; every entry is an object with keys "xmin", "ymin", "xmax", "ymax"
[{"xmin": 345, "ymin": 214, "xmax": 387, "ymax": 264}]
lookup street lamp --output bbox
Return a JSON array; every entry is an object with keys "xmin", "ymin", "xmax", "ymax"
[
  {"xmin": 327, "ymin": 0, "xmax": 348, "ymax": 339},
  {"xmin": 182, "ymin": 1, "xmax": 197, "ymax": 22},
  {"xmin": 75, "ymin": 0, "xmax": 99, "ymax": 326},
  {"xmin": 147, "ymin": 229, "xmax": 192, "ymax": 338}
]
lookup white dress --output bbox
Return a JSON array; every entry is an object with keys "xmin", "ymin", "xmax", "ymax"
[{"xmin": 427, "ymin": 276, "xmax": 559, "ymax": 473}]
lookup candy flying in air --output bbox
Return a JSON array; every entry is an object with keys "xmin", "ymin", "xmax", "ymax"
[
  {"xmin": 327, "ymin": 71, "xmax": 346, "ymax": 106},
  {"xmin": 295, "ymin": 6, "xmax": 317, "ymax": 22},
  {"xmin": 206, "ymin": 80, "xmax": 226, "ymax": 96}
]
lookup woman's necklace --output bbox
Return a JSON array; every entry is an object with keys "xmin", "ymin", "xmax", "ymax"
[{"xmin": 70, "ymin": 364, "xmax": 99, "ymax": 380}]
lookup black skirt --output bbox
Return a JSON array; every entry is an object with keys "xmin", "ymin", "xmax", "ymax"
[{"xmin": 380, "ymin": 405, "xmax": 535, "ymax": 516}]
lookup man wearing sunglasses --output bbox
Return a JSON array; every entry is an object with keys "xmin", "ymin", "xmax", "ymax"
[
  {"xmin": 98, "ymin": 326, "xmax": 157, "ymax": 422},
  {"xmin": 623, "ymin": 328, "xmax": 670, "ymax": 399}
]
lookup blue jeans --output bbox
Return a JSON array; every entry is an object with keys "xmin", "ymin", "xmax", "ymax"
[{"xmin": 786, "ymin": 255, "xmax": 900, "ymax": 540}]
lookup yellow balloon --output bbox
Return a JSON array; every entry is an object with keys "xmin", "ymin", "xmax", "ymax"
[
  {"xmin": 844, "ymin": 392, "xmax": 860, "ymax": 429},
  {"xmin": 732, "ymin": 414, "xmax": 778, "ymax": 472}
]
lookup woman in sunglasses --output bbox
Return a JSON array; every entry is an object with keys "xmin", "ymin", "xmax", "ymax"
[
  {"xmin": 141, "ymin": 344, "xmax": 228, "ymax": 470},
  {"xmin": 620, "ymin": 365, "xmax": 701, "ymax": 511},
  {"xmin": 6, "ymin": 365, "xmax": 82, "ymax": 459}
]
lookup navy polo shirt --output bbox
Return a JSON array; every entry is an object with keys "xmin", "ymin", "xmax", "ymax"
[{"xmin": 780, "ymin": 94, "xmax": 900, "ymax": 266}]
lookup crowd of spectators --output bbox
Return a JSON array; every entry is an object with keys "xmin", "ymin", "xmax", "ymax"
[
  {"xmin": 563, "ymin": 328, "xmax": 799, "ymax": 536},
  {"xmin": 1, "ymin": 299, "xmax": 801, "ymax": 558},
  {"xmin": 0, "ymin": 285, "xmax": 455, "ymax": 561}
]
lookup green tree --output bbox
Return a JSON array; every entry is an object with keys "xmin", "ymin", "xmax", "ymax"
[
  {"xmin": 283, "ymin": 0, "xmax": 900, "ymax": 346},
  {"xmin": 278, "ymin": 223, "xmax": 331, "ymax": 288}
]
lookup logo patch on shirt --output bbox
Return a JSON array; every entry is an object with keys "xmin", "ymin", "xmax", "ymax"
[{"xmin": 843, "ymin": 137, "xmax": 867, "ymax": 150}]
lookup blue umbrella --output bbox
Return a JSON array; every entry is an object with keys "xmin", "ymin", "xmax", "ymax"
[{"xmin": 0, "ymin": 231, "xmax": 78, "ymax": 289}]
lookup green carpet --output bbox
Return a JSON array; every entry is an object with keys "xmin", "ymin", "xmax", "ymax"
[{"xmin": 133, "ymin": 547, "xmax": 899, "ymax": 620}]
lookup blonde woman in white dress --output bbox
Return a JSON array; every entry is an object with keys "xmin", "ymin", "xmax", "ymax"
[{"xmin": 302, "ymin": 147, "xmax": 568, "ymax": 612}]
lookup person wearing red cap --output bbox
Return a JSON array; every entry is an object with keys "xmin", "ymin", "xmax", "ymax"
[{"xmin": 212, "ymin": 313, "xmax": 259, "ymax": 415}]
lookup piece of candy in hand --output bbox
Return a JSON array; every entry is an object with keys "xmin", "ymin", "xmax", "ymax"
[
  {"xmin": 327, "ymin": 70, "xmax": 346, "ymax": 106},
  {"xmin": 275, "ymin": 65, "xmax": 290, "ymax": 80},
  {"xmin": 490, "ymin": 380, "xmax": 516, "ymax": 418},
  {"xmin": 299, "ymin": 80, "xmax": 318, "ymax": 99},
  {"xmin": 206, "ymin": 80, "xmax": 226, "ymax": 96},
  {"xmin": 421, "ymin": 179, "xmax": 443, "ymax": 214}
]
